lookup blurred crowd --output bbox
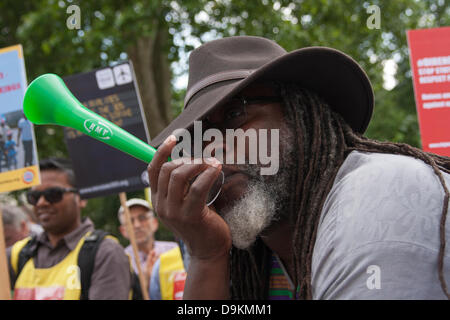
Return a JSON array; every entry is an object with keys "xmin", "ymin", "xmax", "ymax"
[{"xmin": 2, "ymin": 157, "xmax": 187, "ymax": 300}]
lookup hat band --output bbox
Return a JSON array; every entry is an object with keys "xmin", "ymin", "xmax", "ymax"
[{"xmin": 184, "ymin": 69, "xmax": 254, "ymax": 108}]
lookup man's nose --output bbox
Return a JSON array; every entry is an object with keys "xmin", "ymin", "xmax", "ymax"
[
  {"xmin": 131, "ymin": 218, "xmax": 142, "ymax": 228},
  {"xmin": 202, "ymin": 134, "xmax": 233, "ymax": 163},
  {"xmin": 35, "ymin": 194, "xmax": 50, "ymax": 206}
]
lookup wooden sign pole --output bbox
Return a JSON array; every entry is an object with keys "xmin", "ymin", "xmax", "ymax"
[
  {"xmin": 0, "ymin": 208, "xmax": 12, "ymax": 300},
  {"xmin": 119, "ymin": 192, "xmax": 150, "ymax": 300}
]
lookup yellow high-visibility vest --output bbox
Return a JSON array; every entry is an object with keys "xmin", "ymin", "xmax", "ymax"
[
  {"xmin": 10, "ymin": 234, "xmax": 89, "ymax": 300},
  {"xmin": 10, "ymin": 231, "xmax": 119, "ymax": 300},
  {"xmin": 159, "ymin": 246, "xmax": 186, "ymax": 300}
]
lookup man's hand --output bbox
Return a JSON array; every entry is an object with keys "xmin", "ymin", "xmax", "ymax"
[
  {"xmin": 144, "ymin": 249, "xmax": 157, "ymax": 285},
  {"xmin": 148, "ymin": 135, "xmax": 232, "ymax": 299},
  {"xmin": 148, "ymin": 135, "xmax": 232, "ymax": 261}
]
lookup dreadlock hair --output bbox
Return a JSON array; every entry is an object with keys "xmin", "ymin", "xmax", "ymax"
[{"xmin": 230, "ymin": 82, "xmax": 450, "ymax": 300}]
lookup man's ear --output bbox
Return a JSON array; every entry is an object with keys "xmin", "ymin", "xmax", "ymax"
[
  {"xmin": 75, "ymin": 193, "xmax": 88, "ymax": 209},
  {"xmin": 119, "ymin": 225, "xmax": 128, "ymax": 239},
  {"xmin": 150, "ymin": 217, "xmax": 159, "ymax": 233},
  {"xmin": 20, "ymin": 220, "xmax": 30, "ymax": 237},
  {"xmin": 79, "ymin": 199, "xmax": 88, "ymax": 209}
]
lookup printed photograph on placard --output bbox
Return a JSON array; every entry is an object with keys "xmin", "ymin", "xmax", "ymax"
[{"xmin": 0, "ymin": 44, "xmax": 40, "ymax": 192}]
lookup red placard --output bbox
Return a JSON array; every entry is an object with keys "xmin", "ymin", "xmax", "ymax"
[
  {"xmin": 172, "ymin": 271, "xmax": 186, "ymax": 300},
  {"xmin": 407, "ymin": 27, "xmax": 450, "ymax": 157}
]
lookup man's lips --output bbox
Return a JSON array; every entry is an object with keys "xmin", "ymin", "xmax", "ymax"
[
  {"xmin": 213, "ymin": 170, "xmax": 249, "ymax": 214},
  {"xmin": 134, "ymin": 230, "xmax": 145, "ymax": 238},
  {"xmin": 222, "ymin": 166, "xmax": 247, "ymax": 179},
  {"xmin": 218, "ymin": 167, "xmax": 252, "ymax": 195},
  {"xmin": 222, "ymin": 170, "xmax": 246, "ymax": 185},
  {"xmin": 36, "ymin": 210, "xmax": 54, "ymax": 222},
  {"xmin": 221, "ymin": 165, "xmax": 259, "ymax": 185}
]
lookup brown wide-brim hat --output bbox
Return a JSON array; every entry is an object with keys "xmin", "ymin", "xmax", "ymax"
[{"xmin": 150, "ymin": 36, "xmax": 374, "ymax": 147}]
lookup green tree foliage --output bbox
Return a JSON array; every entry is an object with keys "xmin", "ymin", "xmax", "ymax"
[{"xmin": 1, "ymin": 0, "xmax": 448, "ymax": 240}]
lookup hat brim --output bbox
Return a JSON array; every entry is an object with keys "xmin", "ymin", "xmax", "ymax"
[{"xmin": 150, "ymin": 46, "xmax": 373, "ymax": 148}]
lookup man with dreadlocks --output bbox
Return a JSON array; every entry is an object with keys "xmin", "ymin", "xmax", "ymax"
[{"xmin": 148, "ymin": 36, "xmax": 450, "ymax": 299}]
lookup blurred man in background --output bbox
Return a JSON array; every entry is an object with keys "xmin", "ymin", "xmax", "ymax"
[
  {"xmin": 2, "ymin": 205, "xmax": 32, "ymax": 248},
  {"xmin": 118, "ymin": 198, "xmax": 178, "ymax": 293},
  {"xmin": 7, "ymin": 157, "xmax": 132, "ymax": 300}
]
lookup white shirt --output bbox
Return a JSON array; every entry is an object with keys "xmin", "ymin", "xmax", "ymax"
[{"xmin": 18, "ymin": 118, "xmax": 33, "ymax": 141}]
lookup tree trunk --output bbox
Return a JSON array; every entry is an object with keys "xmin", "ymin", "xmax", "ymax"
[{"xmin": 127, "ymin": 25, "xmax": 172, "ymax": 141}]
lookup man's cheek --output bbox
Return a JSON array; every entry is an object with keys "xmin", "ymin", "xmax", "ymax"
[{"xmin": 258, "ymin": 129, "xmax": 280, "ymax": 175}]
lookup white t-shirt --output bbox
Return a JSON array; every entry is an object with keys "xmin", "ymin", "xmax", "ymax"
[
  {"xmin": 124, "ymin": 240, "xmax": 178, "ymax": 275},
  {"xmin": 312, "ymin": 151, "xmax": 450, "ymax": 299}
]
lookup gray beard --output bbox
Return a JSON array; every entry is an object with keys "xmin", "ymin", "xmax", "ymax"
[
  {"xmin": 222, "ymin": 179, "xmax": 277, "ymax": 249},
  {"xmin": 221, "ymin": 127, "xmax": 295, "ymax": 250}
]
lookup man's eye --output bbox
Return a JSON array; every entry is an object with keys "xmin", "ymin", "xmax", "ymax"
[{"xmin": 225, "ymin": 108, "xmax": 244, "ymax": 120}]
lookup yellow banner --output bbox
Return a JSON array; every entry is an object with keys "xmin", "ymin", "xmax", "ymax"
[
  {"xmin": 0, "ymin": 165, "xmax": 40, "ymax": 193},
  {"xmin": 0, "ymin": 44, "xmax": 23, "ymax": 58}
]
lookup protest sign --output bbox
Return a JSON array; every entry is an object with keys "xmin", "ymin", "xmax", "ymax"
[
  {"xmin": 0, "ymin": 207, "xmax": 11, "ymax": 300},
  {"xmin": 407, "ymin": 27, "xmax": 450, "ymax": 157},
  {"xmin": 0, "ymin": 45, "xmax": 40, "ymax": 193},
  {"xmin": 63, "ymin": 62, "xmax": 150, "ymax": 198}
]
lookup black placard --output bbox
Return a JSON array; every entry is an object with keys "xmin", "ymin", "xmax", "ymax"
[{"xmin": 63, "ymin": 61, "xmax": 150, "ymax": 198}]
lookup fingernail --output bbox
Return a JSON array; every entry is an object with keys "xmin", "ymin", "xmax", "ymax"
[
  {"xmin": 173, "ymin": 157, "xmax": 190, "ymax": 165},
  {"xmin": 206, "ymin": 157, "xmax": 221, "ymax": 168},
  {"xmin": 164, "ymin": 135, "xmax": 176, "ymax": 145}
]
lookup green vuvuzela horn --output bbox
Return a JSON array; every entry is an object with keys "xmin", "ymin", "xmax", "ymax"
[{"xmin": 23, "ymin": 73, "xmax": 157, "ymax": 163}]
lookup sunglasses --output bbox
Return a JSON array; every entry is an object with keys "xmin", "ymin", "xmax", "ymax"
[{"xmin": 26, "ymin": 187, "xmax": 79, "ymax": 205}]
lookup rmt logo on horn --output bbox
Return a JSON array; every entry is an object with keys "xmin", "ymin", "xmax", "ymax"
[{"xmin": 83, "ymin": 119, "xmax": 113, "ymax": 140}]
